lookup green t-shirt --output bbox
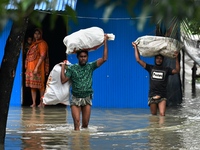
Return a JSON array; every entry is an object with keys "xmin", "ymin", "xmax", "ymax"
[{"xmin": 66, "ymin": 61, "xmax": 98, "ymax": 98}]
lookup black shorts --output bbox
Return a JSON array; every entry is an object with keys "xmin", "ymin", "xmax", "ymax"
[{"xmin": 148, "ymin": 97, "xmax": 167, "ymax": 106}]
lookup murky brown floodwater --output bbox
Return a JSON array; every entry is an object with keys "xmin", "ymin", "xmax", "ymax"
[{"xmin": 4, "ymin": 82, "xmax": 200, "ymax": 150}]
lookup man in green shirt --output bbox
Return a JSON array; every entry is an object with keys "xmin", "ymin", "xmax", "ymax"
[{"xmin": 61, "ymin": 35, "xmax": 109, "ymax": 130}]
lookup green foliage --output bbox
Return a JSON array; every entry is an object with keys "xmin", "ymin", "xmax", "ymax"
[
  {"xmin": 0, "ymin": 0, "xmax": 200, "ymax": 35},
  {"xmin": 0, "ymin": 0, "xmax": 77, "ymax": 32},
  {"xmin": 93, "ymin": 0, "xmax": 200, "ymax": 33},
  {"xmin": 141, "ymin": 0, "xmax": 200, "ymax": 32},
  {"xmin": 187, "ymin": 20, "xmax": 200, "ymax": 35},
  {"xmin": 0, "ymin": 0, "xmax": 11, "ymax": 31},
  {"xmin": 63, "ymin": 5, "xmax": 77, "ymax": 32}
]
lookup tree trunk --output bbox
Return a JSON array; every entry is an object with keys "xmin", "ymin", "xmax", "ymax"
[{"xmin": 0, "ymin": 18, "xmax": 29, "ymax": 144}]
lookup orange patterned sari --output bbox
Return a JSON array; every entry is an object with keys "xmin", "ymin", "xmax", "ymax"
[{"xmin": 25, "ymin": 40, "xmax": 49, "ymax": 89}]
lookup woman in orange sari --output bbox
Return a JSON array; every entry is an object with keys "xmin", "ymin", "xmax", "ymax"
[{"xmin": 25, "ymin": 28, "xmax": 49, "ymax": 107}]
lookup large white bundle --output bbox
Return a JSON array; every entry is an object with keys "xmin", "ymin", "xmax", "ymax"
[
  {"xmin": 43, "ymin": 62, "xmax": 71, "ymax": 105},
  {"xmin": 63, "ymin": 26, "xmax": 115, "ymax": 54},
  {"xmin": 183, "ymin": 37, "xmax": 200, "ymax": 66},
  {"xmin": 134, "ymin": 35, "xmax": 184, "ymax": 58}
]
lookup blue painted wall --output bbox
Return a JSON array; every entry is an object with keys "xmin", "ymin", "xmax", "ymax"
[
  {"xmin": 0, "ymin": 20, "xmax": 12, "ymax": 65},
  {"xmin": 0, "ymin": 20, "xmax": 22, "ymax": 106},
  {"xmin": 67, "ymin": 1, "xmax": 155, "ymax": 108},
  {"xmin": 1, "ymin": 2, "xmax": 156, "ymax": 108}
]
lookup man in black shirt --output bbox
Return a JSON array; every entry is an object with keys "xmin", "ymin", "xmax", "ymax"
[{"xmin": 132, "ymin": 42, "xmax": 180, "ymax": 116}]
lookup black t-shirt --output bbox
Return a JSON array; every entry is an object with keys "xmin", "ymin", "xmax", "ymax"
[{"xmin": 145, "ymin": 64, "xmax": 173, "ymax": 98}]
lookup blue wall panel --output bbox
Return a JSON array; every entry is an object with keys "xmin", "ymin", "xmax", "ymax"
[
  {"xmin": 0, "ymin": 20, "xmax": 22, "ymax": 106},
  {"xmin": 0, "ymin": 20, "xmax": 12, "ymax": 65},
  {"xmin": 68, "ymin": 1, "xmax": 155, "ymax": 108},
  {"xmin": 1, "ymin": 2, "xmax": 156, "ymax": 108},
  {"xmin": 10, "ymin": 51, "xmax": 22, "ymax": 106}
]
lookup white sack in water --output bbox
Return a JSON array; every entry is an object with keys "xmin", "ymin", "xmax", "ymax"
[
  {"xmin": 183, "ymin": 37, "xmax": 200, "ymax": 66},
  {"xmin": 134, "ymin": 35, "xmax": 184, "ymax": 58},
  {"xmin": 63, "ymin": 26, "xmax": 115, "ymax": 54},
  {"xmin": 43, "ymin": 61, "xmax": 71, "ymax": 105}
]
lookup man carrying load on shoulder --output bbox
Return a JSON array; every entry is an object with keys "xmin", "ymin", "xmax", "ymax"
[
  {"xmin": 61, "ymin": 34, "xmax": 109, "ymax": 131},
  {"xmin": 132, "ymin": 42, "xmax": 180, "ymax": 116}
]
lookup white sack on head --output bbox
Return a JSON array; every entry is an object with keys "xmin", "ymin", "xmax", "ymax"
[
  {"xmin": 43, "ymin": 61, "xmax": 71, "ymax": 105},
  {"xmin": 63, "ymin": 26, "xmax": 115, "ymax": 54},
  {"xmin": 134, "ymin": 35, "xmax": 184, "ymax": 58}
]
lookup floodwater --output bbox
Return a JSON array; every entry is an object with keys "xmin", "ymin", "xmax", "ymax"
[{"xmin": 4, "ymin": 83, "xmax": 200, "ymax": 150}]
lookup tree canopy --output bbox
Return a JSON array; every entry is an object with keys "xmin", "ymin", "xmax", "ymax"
[
  {"xmin": 1, "ymin": 0, "xmax": 200, "ymax": 34},
  {"xmin": 96, "ymin": 0, "xmax": 200, "ymax": 36},
  {"xmin": 0, "ymin": 0, "xmax": 77, "ymax": 32}
]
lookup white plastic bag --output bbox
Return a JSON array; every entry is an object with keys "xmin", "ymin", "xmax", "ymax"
[
  {"xmin": 43, "ymin": 61, "xmax": 71, "ymax": 105},
  {"xmin": 63, "ymin": 26, "xmax": 115, "ymax": 54},
  {"xmin": 134, "ymin": 35, "xmax": 184, "ymax": 58},
  {"xmin": 183, "ymin": 37, "xmax": 200, "ymax": 66}
]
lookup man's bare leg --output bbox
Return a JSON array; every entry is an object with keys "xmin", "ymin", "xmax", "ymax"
[
  {"xmin": 81, "ymin": 105, "xmax": 91, "ymax": 129},
  {"xmin": 150, "ymin": 103, "xmax": 158, "ymax": 115},
  {"xmin": 71, "ymin": 105, "xmax": 81, "ymax": 130},
  {"xmin": 158, "ymin": 100, "xmax": 166, "ymax": 116}
]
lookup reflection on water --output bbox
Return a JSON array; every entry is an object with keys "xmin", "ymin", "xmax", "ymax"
[
  {"xmin": 3, "ymin": 106, "xmax": 187, "ymax": 150},
  {"xmin": 5, "ymin": 84, "xmax": 200, "ymax": 149},
  {"xmin": 21, "ymin": 106, "xmax": 68, "ymax": 150}
]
